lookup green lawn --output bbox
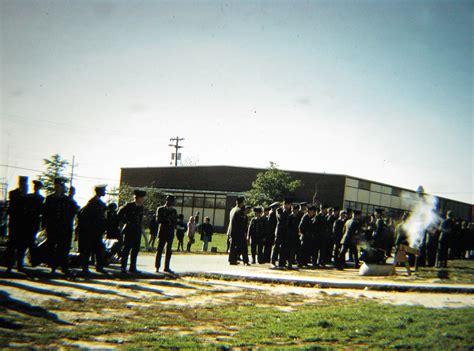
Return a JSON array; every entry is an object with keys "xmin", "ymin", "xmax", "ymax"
[{"xmin": 1, "ymin": 290, "xmax": 473, "ymax": 350}]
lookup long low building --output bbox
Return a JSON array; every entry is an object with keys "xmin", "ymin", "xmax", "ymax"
[{"xmin": 120, "ymin": 165, "xmax": 472, "ymax": 231}]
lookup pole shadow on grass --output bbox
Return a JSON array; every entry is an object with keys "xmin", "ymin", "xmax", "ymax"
[
  {"xmin": 0, "ymin": 291, "xmax": 72, "ymax": 325},
  {"xmin": 33, "ymin": 279, "xmax": 136, "ymax": 299},
  {"xmin": 83, "ymin": 280, "xmax": 166, "ymax": 295},
  {"xmin": 0, "ymin": 279, "xmax": 73, "ymax": 299}
]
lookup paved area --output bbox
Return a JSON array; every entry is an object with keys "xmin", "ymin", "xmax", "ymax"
[
  {"xmin": 1, "ymin": 253, "xmax": 473, "ymax": 293},
  {"xmin": 139, "ymin": 253, "xmax": 474, "ymax": 293}
]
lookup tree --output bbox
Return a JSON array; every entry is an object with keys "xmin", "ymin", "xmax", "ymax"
[
  {"xmin": 245, "ymin": 162, "xmax": 302, "ymax": 207},
  {"xmin": 40, "ymin": 154, "xmax": 70, "ymax": 194}
]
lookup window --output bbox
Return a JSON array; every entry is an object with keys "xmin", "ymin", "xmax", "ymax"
[
  {"xmin": 216, "ymin": 196, "xmax": 226, "ymax": 209},
  {"xmin": 194, "ymin": 196, "xmax": 204, "ymax": 208},
  {"xmin": 392, "ymin": 188, "xmax": 402, "ymax": 196},
  {"xmin": 174, "ymin": 194, "xmax": 184, "ymax": 207},
  {"xmin": 183, "ymin": 195, "xmax": 193, "ymax": 207},
  {"xmin": 359, "ymin": 180, "xmax": 371, "ymax": 191},
  {"xmin": 370, "ymin": 183, "xmax": 382, "ymax": 193},
  {"xmin": 204, "ymin": 196, "xmax": 215, "ymax": 208},
  {"xmin": 358, "ymin": 189, "xmax": 370, "ymax": 203},
  {"xmin": 346, "ymin": 178, "xmax": 359, "ymax": 188}
]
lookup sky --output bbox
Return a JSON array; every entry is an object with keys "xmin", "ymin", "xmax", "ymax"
[{"xmin": 1, "ymin": 0, "xmax": 472, "ymax": 206}]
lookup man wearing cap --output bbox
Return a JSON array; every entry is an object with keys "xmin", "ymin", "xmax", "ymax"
[
  {"xmin": 436, "ymin": 210, "xmax": 454, "ymax": 268},
  {"xmin": 19, "ymin": 180, "xmax": 45, "ymax": 269},
  {"xmin": 5, "ymin": 176, "xmax": 29, "ymax": 272},
  {"xmin": 155, "ymin": 195, "xmax": 178, "ymax": 273},
  {"xmin": 332, "ymin": 209, "xmax": 347, "ymax": 261},
  {"xmin": 337, "ymin": 210, "xmax": 362, "ymax": 269},
  {"xmin": 262, "ymin": 202, "xmax": 279, "ymax": 263},
  {"xmin": 313, "ymin": 204, "xmax": 330, "ymax": 267},
  {"xmin": 326, "ymin": 207, "xmax": 339, "ymax": 263},
  {"xmin": 372, "ymin": 209, "xmax": 387, "ymax": 251},
  {"xmin": 77, "ymin": 185, "xmax": 108, "ymax": 274},
  {"xmin": 227, "ymin": 196, "xmax": 248, "ymax": 265},
  {"xmin": 247, "ymin": 207, "xmax": 265, "ymax": 264},
  {"xmin": 298, "ymin": 205, "xmax": 317, "ymax": 268},
  {"xmin": 119, "ymin": 189, "xmax": 146, "ymax": 273},
  {"xmin": 43, "ymin": 177, "xmax": 75, "ymax": 274},
  {"xmin": 271, "ymin": 198, "xmax": 292, "ymax": 268}
]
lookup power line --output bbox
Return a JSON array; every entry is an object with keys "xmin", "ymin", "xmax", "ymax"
[{"xmin": 0, "ymin": 164, "xmax": 119, "ymax": 182}]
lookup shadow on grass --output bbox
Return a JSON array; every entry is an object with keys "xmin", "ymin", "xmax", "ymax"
[
  {"xmin": 0, "ymin": 279, "xmax": 72, "ymax": 299},
  {"xmin": 0, "ymin": 290, "xmax": 72, "ymax": 325},
  {"xmin": 84, "ymin": 280, "xmax": 166, "ymax": 295},
  {"xmin": 34, "ymin": 279, "xmax": 136, "ymax": 299}
]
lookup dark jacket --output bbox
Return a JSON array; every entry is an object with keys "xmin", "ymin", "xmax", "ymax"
[{"xmin": 227, "ymin": 205, "xmax": 246, "ymax": 240}]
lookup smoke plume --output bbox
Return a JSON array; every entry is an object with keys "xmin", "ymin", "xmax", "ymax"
[{"xmin": 401, "ymin": 192, "xmax": 440, "ymax": 248}]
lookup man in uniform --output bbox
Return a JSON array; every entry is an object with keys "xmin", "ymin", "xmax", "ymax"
[
  {"xmin": 119, "ymin": 189, "xmax": 146, "ymax": 273},
  {"xmin": 372, "ymin": 209, "xmax": 386, "ymax": 251},
  {"xmin": 5, "ymin": 176, "xmax": 29, "ymax": 272},
  {"xmin": 43, "ymin": 177, "xmax": 75, "ymax": 275},
  {"xmin": 337, "ymin": 210, "xmax": 362, "ymax": 269},
  {"xmin": 332, "ymin": 209, "xmax": 347, "ymax": 262},
  {"xmin": 326, "ymin": 207, "xmax": 339, "ymax": 263},
  {"xmin": 272, "ymin": 198, "xmax": 291, "ymax": 268},
  {"xmin": 313, "ymin": 204, "xmax": 330, "ymax": 267},
  {"xmin": 21, "ymin": 180, "xmax": 45, "ymax": 269},
  {"xmin": 155, "ymin": 195, "xmax": 178, "ymax": 273},
  {"xmin": 262, "ymin": 202, "xmax": 279, "ymax": 263},
  {"xmin": 227, "ymin": 196, "xmax": 248, "ymax": 265},
  {"xmin": 78, "ymin": 185, "xmax": 107, "ymax": 274},
  {"xmin": 436, "ymin": 210, "xmax": 454, "ymax": 268},
  {"xmin": 247, "ymin": 207, "xmax": 265, "ymax": 264},
  {"xmin": 298, "ymin": 204, "xmax": 316, "ymax": 268}
]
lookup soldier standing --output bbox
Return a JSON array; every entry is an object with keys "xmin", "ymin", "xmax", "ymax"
[
  {"xmin": 5, "ymin": 176, "xmax": 29, "ymax": 272},
  {"xmin": 262, "ymin": 202, "xmax": 279, "ymax": 263},
  {"xmin": 247, "ymin": 207, "xmax": 265, "ymax": 264},
  {"xmin": 436, "ymin": 211, "xmax": 454, "ymax": 268},
  {"xmin": 78, "ymin": 185, "xmax": 107, "ymax": 274},
  {"xmin": 337, "ymin": 210, "xmax": 362, "ymax": 269},
  {"xmin": 43, "ymin": 177, "xmax": 74, "ymax": 275},
  {"xmin": 287, "ymin": 204, "xmax": 301, "ymax": 269},
  {"xmin": 23, "ymin": 180, "xmax": 45, "ymax": 266},
  {"xmin": 155, "ymin": 195, "xmax": 178, "ymax": 273},
  {"xmin": 119, "ymin": 189, "xmax": 146, "ymax": 273},
  {"xmin": 372, "ymin": 209, "xmax": 386, "ymax": 251},
  {"xmin": 313, "ymin": 205, "xmax": 330, "ymax": 267},
  {"xmin": 227, "ymin": 196, "xmax": 248, "ymax": 265},
  {"xmin": 298, "ymin": 205, "xmax": 317, "ymax": 268},
  {"xmin": 272, "ymin": 199, "xmax": 291, "ymax": 268},
  {"xmin": 332, "ymin": 209, "xmax": 347, "ymax": 261},
  {"xmin": 326, "ymin": 207, "xmax": 339, "ymax": 263}
]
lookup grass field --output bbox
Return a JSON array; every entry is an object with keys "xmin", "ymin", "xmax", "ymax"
[{"xmin": 1, "ymin": 287, "xmax": 472, "ymax": 350}]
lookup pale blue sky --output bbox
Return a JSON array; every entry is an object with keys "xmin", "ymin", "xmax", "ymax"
[{"xmin": 1, "ymin": 0, "xmax": 472, "ymax": 205}]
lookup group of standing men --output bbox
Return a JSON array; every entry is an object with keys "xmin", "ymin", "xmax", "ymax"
[
  {"xmin": 3, "ymin": 175, "xmax": 185, "ymax": 276},
  {"xmin": 228, "ymin": 195, "xmax": 472, "ymax": 271},
  {"xmin": 227, "ymin": 196, "xmax": 370, "ymax": 269}
]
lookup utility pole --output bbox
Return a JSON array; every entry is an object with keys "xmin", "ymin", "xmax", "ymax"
[
  {"xmin": 70, "ymin": 155, "xmax": 78, "ymax": 186},
  {"xmin": 169, "ymin": 137, "xmax": 184, "ymax": 166}
]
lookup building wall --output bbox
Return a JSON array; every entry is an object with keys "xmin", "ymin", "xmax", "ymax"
[{"xmin": 120, "ymin": 166, "xmax": 472, "ymax": 230}]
